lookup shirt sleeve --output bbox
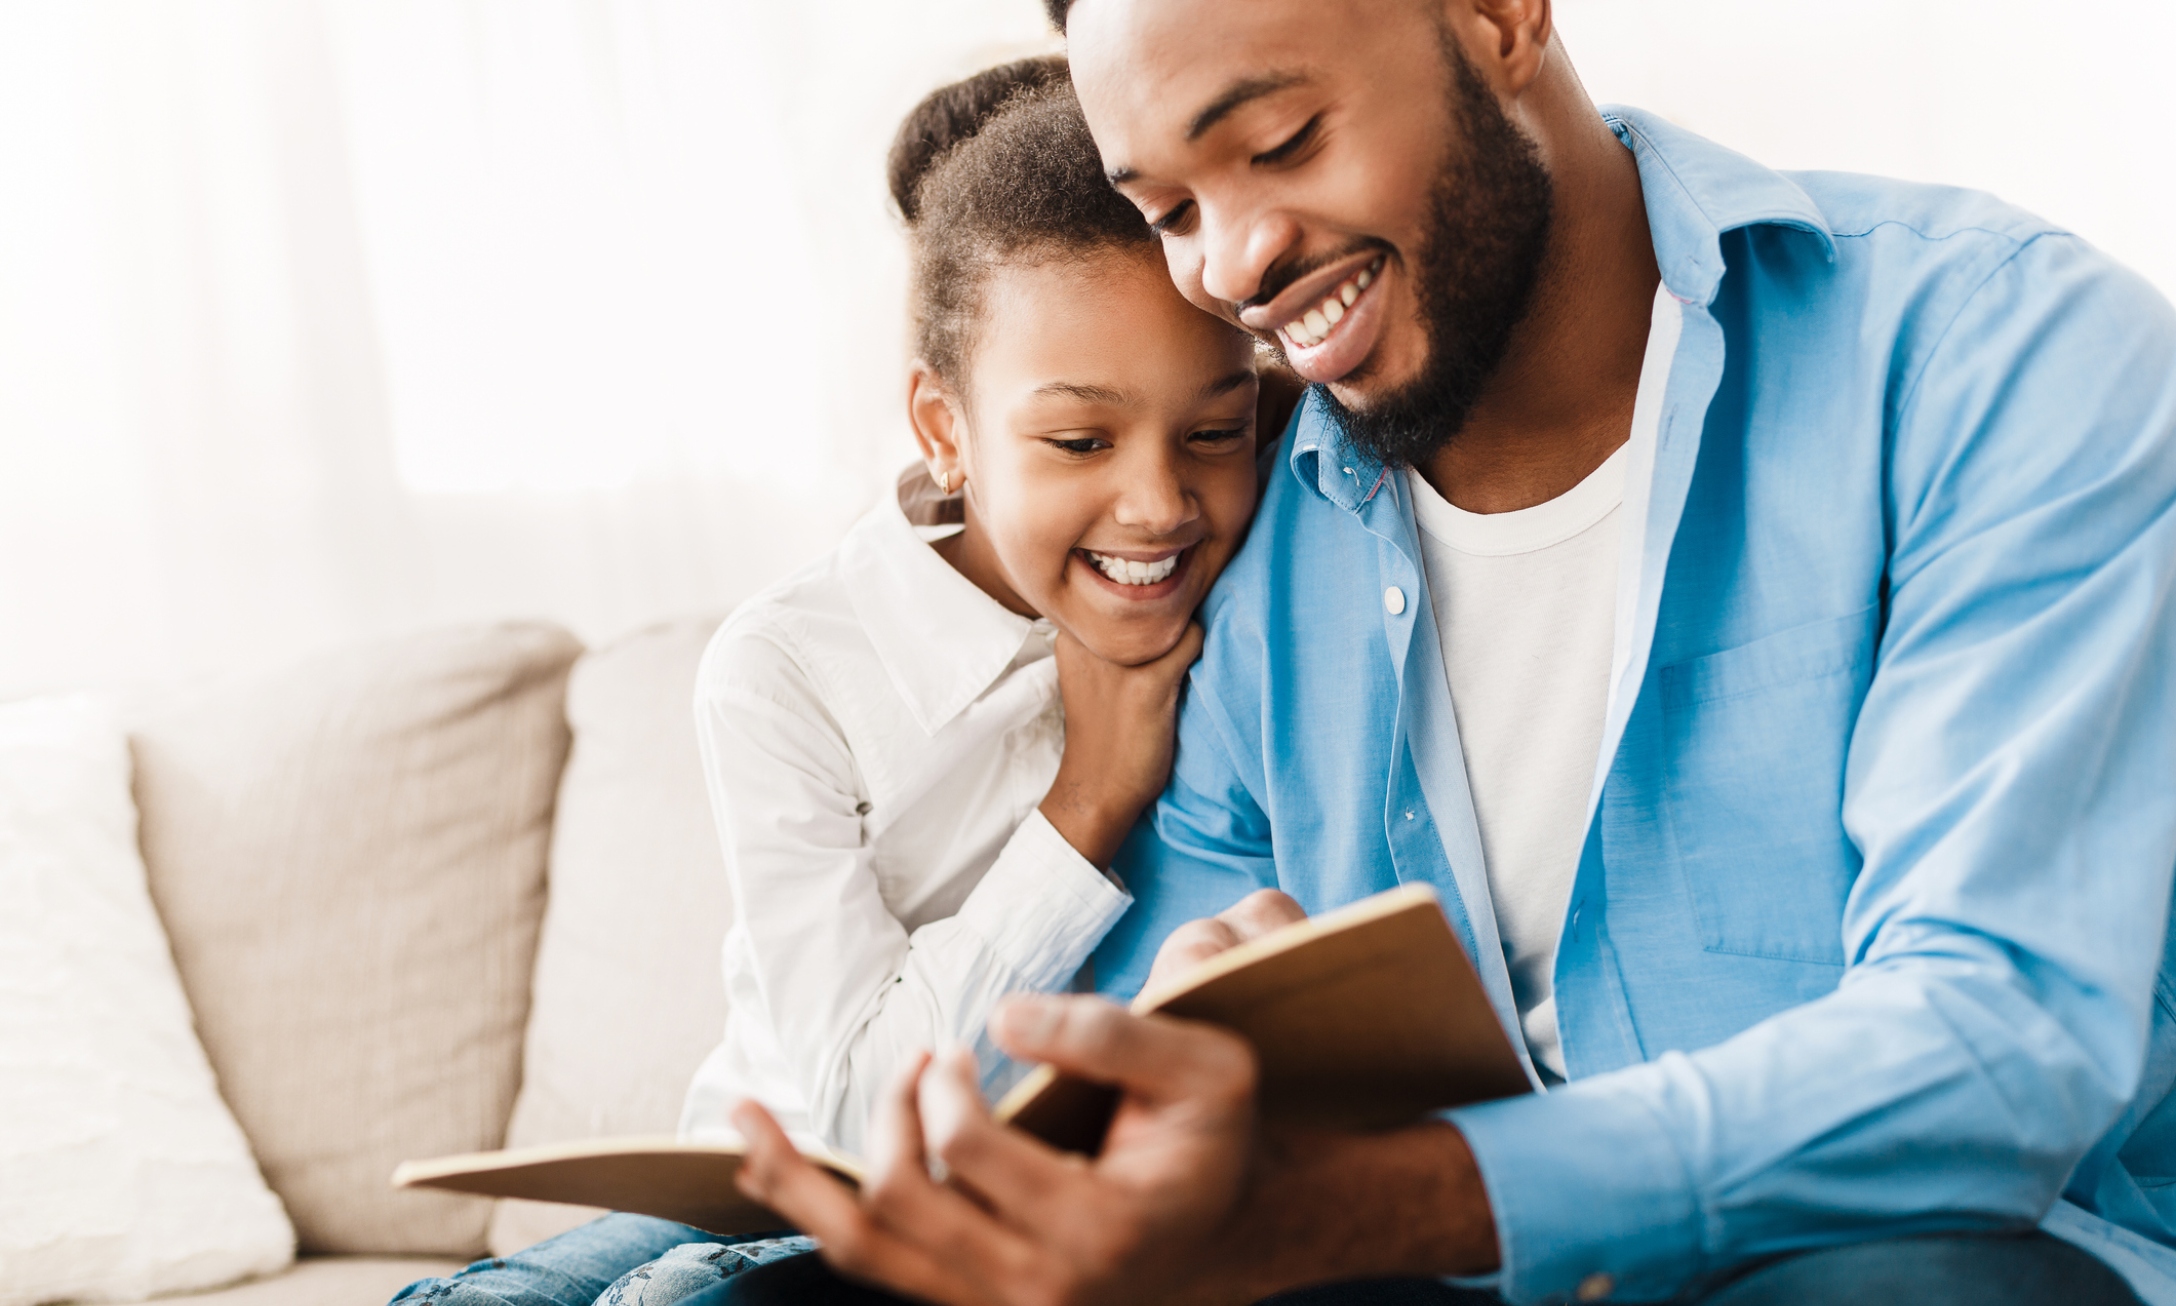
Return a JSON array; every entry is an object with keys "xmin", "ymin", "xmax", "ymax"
[
  {"xmin": 1450, "ymin": 235, "xmax": 2176, "ymax": 1302},
  {"xmin": 1093, "ymin": 642, "xmax": 1281, "ymax": 1001},
  {"xmin": 697, "ymin": 629, "xmax": 1130, "ymax": 1155}
]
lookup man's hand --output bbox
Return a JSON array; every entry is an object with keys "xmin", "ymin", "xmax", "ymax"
[
  {"xmin": 1143, "ymin": 888, "xmax": 1308, "ymax": 991},
  {"xmin": 732, "ymin": 993, "xmax": 1502, "ymax": 1306},
  {"xmin": 733, "ymin": 997, "xmax": 1257, "ymax": 1305}
]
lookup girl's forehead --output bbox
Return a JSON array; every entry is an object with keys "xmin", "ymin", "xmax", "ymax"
[{"xmin": 974, "ymin": 253, "xmax": 1254, "ymax": 392}]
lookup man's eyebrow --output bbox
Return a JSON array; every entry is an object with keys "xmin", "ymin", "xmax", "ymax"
[
  {"xmin": 1106, "ymin": 72, "xmax": 1313, "ymax": 186},
  {"xmin": 1032, "ymin": 380, "xmax": 1131, "ymax": 405},
  {"xmin": 1185, "ymin": 72, "xmax": 1309, "ymax": 142},
  {"xmin": 1199, "ymin": 369, "xmax": 1256, "ymax": 399}
]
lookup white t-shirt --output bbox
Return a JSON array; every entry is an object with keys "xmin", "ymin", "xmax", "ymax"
[{"xmin": 1405, "ymin": 284, "xmax": 1676, "ymax": 1080}]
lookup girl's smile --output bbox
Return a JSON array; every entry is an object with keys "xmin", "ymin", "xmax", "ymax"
[{"xmin": 1076, "ymin": 542, "xmax": 1196, "ymax": 600}]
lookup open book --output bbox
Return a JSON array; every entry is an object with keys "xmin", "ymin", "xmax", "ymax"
[{"xmin": 392, "ymin": 883, "xmax": 1529, "ymax": 1236}]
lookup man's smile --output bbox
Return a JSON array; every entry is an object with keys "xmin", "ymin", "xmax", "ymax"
[{"xmin": 1237, "ymin": 251, "xmax": 1391, "ymax": 385}]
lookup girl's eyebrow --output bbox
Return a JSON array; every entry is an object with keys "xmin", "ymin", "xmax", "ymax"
[
  {"xmin": 1199, "ymin": 368, "xmax": 1257, "ymax": 399},
  {"xmin": 1031, "ymin": 371, "xmax": 1253, "ymax": 405},
  {"xmin": 1032, "ymin": 380, "xmax": 1130, "ymax": 404}
]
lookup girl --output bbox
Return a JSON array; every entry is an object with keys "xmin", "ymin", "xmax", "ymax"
[{"xmin": 395, "ymin": 56, "xmax": 1269, "ymax": 1306}]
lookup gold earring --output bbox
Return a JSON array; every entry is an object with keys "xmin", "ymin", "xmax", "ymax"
[{"xmin": 937, "ymin": 470, "xmax": 952, "ymax": 494}]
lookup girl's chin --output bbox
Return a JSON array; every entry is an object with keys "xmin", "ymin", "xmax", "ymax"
[{"xmin": 1057, "ymin": 609, "xmax": 1194, "ymax": 669}]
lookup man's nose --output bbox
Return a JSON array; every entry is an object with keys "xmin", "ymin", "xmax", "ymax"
[{"xmin": 1198, "ymin": 202, "xmax": 1301, "ymax": 310}]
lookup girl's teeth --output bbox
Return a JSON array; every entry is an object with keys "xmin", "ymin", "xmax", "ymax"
[{"xmin": 1087, "ymin": 551, "xmax": 1179, "ymax": 585}]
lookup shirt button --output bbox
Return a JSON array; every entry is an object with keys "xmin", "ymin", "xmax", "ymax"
[
  {"xmin": 1383, "ymin": 586, "xmax": 1406, "ymax": 615},
  {"xmin": 1576, "ymin": 1272, "xmax": 1615, "ymax": 1301}
]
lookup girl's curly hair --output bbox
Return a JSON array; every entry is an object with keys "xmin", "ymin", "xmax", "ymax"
[{"xmin": 886, "ymin": 57, "xmax": 1153, "ymax": 382}]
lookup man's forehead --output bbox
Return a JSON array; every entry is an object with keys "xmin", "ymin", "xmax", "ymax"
[
  {"xmin": 1068, "ymin": 0, "xmax": 1393, "ymax": 171},
  {"xmin": 1074, "ymin": 1, "xmax": 1314, "ymax": 133}
]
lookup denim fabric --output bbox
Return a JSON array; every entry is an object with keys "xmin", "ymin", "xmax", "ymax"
[
  {"xmin": 1699, "ymin": 1232, "xmax": 2142, "ymax": 1305},
  {"xmin": 593, "ymin": 1237, "xmax": 814, "ymax": 1305},
  {"xmin": 677, "ymin": 1234, "xmax": 2137, "ymax": 1305},
  {"xmin": 386, "ymin": 1213, "xmax": 809, "ymax": 1306},
  {"xmin": 674, "ymin": 1255, "xmax": 1497, "ymax": 1306}
]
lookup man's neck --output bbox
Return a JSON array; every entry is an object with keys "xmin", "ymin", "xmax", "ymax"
[{"xmin": 1420, "ymin": 98, "xmax": 1659, "ymax": 516}]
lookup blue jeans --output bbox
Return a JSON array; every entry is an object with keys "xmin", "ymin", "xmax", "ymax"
[
  {"xmin": 674, "ymin": 1230, "xmax": 2143, "ymax": 1306},
  {"xmin": 386, "ymin": 1214, "xmax": 811, "ymax": 1306},
  {"xmin": 678, "ymin": 1257, "xmax": 1502, "ymax": 1305},
  {"xmin": 395, "ymin": 1218, "xmax": 2142, "ymax": 1306}
]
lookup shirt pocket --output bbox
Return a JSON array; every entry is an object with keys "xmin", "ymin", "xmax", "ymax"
[{"xmin": 1657, "ymin": 606, "xmax": 1878, "ymax": 965}]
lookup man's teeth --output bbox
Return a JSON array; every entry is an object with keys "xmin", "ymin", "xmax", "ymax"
[
  {"xmin": 1282, "ymin": 262, "xmax": 1376, "ymax": 349},
  {"xmin": 1086, "ymin": 551, "xmax": 1179, "ymax": 586}
]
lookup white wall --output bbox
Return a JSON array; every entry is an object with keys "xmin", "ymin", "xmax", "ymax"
[
  {"xmin": 1, "ymin": 0, "xmax": 2167, "ymax": 698},
  {"xmin": 1555, "ymin": 0, "xmax": 2176, "ymax": 299}
]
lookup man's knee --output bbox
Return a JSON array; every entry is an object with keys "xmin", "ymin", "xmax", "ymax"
[{"xmin": 1701, "ymin": 1231, "xmax": 2141, "ymax": 1306}]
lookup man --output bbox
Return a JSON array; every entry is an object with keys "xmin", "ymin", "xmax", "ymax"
[{"xmin": 732, "ymin": 0, "xmax": 2176, "ymax": 1301}]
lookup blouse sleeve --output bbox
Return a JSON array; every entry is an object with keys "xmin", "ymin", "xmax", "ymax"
[{"xmin": 695, "ymin": 625, "xmax": 1129, "ymax": 1154}]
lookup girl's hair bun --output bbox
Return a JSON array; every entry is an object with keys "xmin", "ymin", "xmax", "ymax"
[
  {"xmin": 887, "ymin": 55, "xmax": 1069, "ymax": 223},
  {"xmin": 890, "ymin": 56, "xmax": 1160, "ymax": 382}
]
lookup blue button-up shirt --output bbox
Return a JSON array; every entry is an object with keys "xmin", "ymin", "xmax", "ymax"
[{"xmin": 1094, "ymin": 107, "xmax": 2176, "ymax": 1304}]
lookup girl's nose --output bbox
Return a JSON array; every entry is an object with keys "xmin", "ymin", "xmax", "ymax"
[{"xmin": 1111, "ymin": 452, "xmax": 1198, "ymax": 537}]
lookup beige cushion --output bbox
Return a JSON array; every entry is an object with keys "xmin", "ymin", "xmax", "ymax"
[
  {"xmin": 0, "ymin": 696, "xmax": 294, "ymax": 1305},
  {"xmin": 163, "ymin": 1256, "xmax": 466, "ymax": 1305},
  {"xmin": 133, "ymin": 623, "xmax": 582, "ymax": 1257},
  {"xmin": 488, "ymin": 615, "xmax": 733, "ymax": 1256}
]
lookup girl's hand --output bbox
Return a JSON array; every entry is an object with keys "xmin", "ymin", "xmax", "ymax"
[{"xmin": 1040, "ymin": 623, "xmax": 1205, "ymax": 869}]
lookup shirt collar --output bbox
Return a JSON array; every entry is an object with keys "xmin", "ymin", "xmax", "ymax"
[
  {"xmin": 1603, "ymin": 103, "xmax": 1836, "ymax": 305},
  {"xmin": 1288, "ymin": 392, "xmax": 1393, "ymax": 518},
  {"xmin": 838, "ymin": 465, "xmax": 1049, "ymax": 736},
  {"xmin": 1291, "ymin": 105, "xmax": 1834, "ymax": 508}
]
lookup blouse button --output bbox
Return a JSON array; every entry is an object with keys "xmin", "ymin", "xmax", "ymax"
[{"xmin": 1383, "ymin": 586, "xmax": 1407, "ymax": 615}]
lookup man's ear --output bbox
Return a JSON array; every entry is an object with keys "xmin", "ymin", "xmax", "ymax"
[
  {"xmin": 1450, "ymin": 0, "xmax": 1554, "ymax": 96},
  {"xmin": 907, "ymin": 360, "xmax": 967, "ymax": 489}
]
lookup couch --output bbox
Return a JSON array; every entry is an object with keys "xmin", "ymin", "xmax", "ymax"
[{"xmin": 117, "ymin": 617, "xmax": 738, "ymax": 1305}]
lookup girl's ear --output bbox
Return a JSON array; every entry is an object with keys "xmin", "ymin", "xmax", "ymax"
[{"xmin": 907, "ymin": 361, "xmax": 967, "ymax": 492}]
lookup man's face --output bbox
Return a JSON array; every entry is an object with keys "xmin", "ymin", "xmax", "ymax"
[{"xmin": 1068, "ymin": 0, "xmax": 1553, "ymax": 465}]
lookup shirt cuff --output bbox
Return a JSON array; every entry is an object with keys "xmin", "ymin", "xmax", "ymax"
[
  {"xmin": 1448, "ymin": 1066, "xmax": 1706, "ymax": 1304},
  {"xmin": 954, "ymin": 808, "xmax": 1132, "ymax": 993}
]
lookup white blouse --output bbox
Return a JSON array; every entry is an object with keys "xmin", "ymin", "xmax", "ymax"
[{"xmin": 678, "ymin": 468, "xmax": 1132, "ymax": 1154}]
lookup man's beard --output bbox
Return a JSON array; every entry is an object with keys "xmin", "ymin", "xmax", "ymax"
[{"xmin": 1318, "ymin": 36, "xmax": 1554, "ymax": 469}]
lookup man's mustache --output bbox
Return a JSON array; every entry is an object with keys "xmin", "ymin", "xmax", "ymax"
[{"xmin": 1239, "ymin": 238, "xmax": 1396, "ymax": 311}]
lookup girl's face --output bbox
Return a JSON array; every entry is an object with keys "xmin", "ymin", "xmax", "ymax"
[{"xmin": 913, "ymin": 248, "xmax": 1261, "ymax": 667}]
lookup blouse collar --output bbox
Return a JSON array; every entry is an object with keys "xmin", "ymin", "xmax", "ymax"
[{"xmin": 838, "ymin": 465, "xmax": 1053, "ymax": 736}]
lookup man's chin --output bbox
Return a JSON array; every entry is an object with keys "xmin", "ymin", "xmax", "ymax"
[
  {"xmin": 1320, "ymin": 352, "xmax": 1408, "ymax": 419},
  {"xmin": 1318, "ymin": 364, "xmax": 1468, "ymax": 470}
]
